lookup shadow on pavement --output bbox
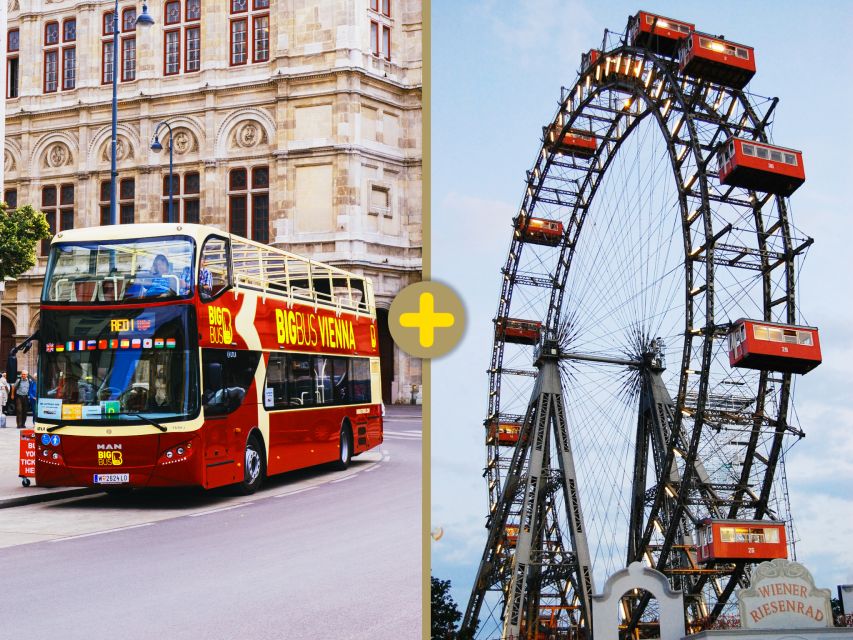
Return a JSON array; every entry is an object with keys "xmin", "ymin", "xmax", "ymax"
[{"xmin": 43, "ymin": 456, "xmax": 378, "ymax": 511}]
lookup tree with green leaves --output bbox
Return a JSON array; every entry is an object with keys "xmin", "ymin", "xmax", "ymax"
[
  {"xmin": 432, "ymin": 575, "xmax": 463, "ymax": 639},
  {"xmin": 0, "ymin": 203, "xmax": 51, "ymax": 280},
  {"xmin": 431, "ymin": 575, "xmax": 478, "ymax": 639}
]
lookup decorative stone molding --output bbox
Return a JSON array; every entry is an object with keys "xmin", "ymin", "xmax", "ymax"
[
  {"xmin": 44, "ymin": 142, "xmax": 73, "ymax": 169},
  {"xmin": 100, "ymin": 136, "xmax": 133, "ymax": 163},
  {"xmin": 172, "ymin": 129, "xmax": 197, "ymax": 155},
  {"xmin": 214, "ymin": 108, "xmax": 276, "ymax": 158},
  {"xmin": 87, "ymin": 124, "xmax": 140, "ymax": 168},
  {"xmin": 233, "ymin": 122, "xmax": 267, "ymax": 149},
  {"xmin": 4, "ymin": 150, "xmax": 15, "ymax": 173}
]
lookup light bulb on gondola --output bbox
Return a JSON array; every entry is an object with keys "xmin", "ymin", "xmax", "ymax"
[{"xmin": 431, "ymin": 527, "xmax": 444, "ymax": 541}]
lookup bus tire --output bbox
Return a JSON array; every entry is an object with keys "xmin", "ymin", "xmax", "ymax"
[
  {"xmin": 237, "ymin": 433, "xmax": 265, "ymax": 495},
  {"xmin": 332, "ymin": 424, "xmax": 352, "ymax": 471}
]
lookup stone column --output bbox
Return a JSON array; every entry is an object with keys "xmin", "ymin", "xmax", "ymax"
[
  {"xmin": 18, "ymin": 15, "xmax": 38, "ymax": 100},
  {"xmin": 135, "ymin": 0, "xmax": 158, "ymax": 85},
  {"xmin": 77, "ymin": 3, "xmax": 99, "ymax": 91}
]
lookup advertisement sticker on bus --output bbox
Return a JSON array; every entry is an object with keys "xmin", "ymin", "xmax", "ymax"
[
  {"xmin": 61, "ymin": 404, "xmax": 82, "ymax": 420},
  {"xmin": 38, "ymin": 398, "xmax": 62, "ymax": 420},
  {"xmin": 81, "ymin": 406, "xmax": 103, "ymax": 420}
]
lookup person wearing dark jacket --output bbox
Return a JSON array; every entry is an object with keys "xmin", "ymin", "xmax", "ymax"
[{"xmin": 12, "ymin": 371, "xmax": 31, "ymax": 429}]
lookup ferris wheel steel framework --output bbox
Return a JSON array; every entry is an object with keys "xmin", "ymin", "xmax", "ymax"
[{"xmin": 464, "ymin": 30, "xmax": 812, "ymax": 639}]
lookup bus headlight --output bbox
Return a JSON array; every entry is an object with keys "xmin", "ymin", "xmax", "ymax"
[{"xmin": 157, "ymin": 440, "xmax": 194, "ymax": 465}]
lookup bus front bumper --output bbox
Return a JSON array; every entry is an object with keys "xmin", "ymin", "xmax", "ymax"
[{"xmin": 34, "ymin": 431, "xmax": 204, "ymax": 489}]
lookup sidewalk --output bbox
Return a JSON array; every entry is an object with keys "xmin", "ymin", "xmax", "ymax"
[{"xmin": 0, "ymin": 415, "xmax": 98, "ymax": 509}]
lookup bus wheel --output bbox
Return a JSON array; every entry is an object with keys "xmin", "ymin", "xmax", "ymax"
[
  {"xmin": 333, "ymin": 425, "xmax": 352, "ymax": 471},
  {"xmin": 238, "ymin": 434, "xmax": 265, "ymax": 495}
]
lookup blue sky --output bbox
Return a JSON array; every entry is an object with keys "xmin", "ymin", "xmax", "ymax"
[{"xmin": 431, "ymin": 0, "xmax": 853, "ymax": 614}]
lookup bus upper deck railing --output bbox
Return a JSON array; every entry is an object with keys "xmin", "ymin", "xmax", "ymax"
[
  {"xmin": 45, "ymin": 232, "xmax": 374, "ymax": 318},
  {"xmin": 223, "ymin": 237, "xmax": 374, "ymax": 317}
]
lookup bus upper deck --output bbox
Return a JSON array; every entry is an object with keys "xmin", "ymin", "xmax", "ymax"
[{"xmin": 42, "ymin": 223, "xmax": 375, "ymax": 318}]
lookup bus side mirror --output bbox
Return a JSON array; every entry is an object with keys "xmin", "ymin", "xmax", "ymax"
[{"xmin": 6, "ymin": 354, "xmax": 17, "ymax": 378}]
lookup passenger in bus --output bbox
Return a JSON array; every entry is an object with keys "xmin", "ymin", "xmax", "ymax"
[
  {"xmin": 146, "ymin": 254, "xmax": 178, "ymax": 297},
  {"xmin": 77, "ymin": 376, "xmax": 96, "ymax": 404},
  {"xmin": 199, "ymin": 267, "xmax": 213, "ymax": 296},
  {"xmin": 179, "ymin": 266, "xmax": 192, "ymax": 295}
]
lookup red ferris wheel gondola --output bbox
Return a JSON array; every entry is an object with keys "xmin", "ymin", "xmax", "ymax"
[
  {"xmin": 728, "ymin": 319, "xmax": 821, "ymax": 374},
  {"xmin": 718, "ymin": 137, "xmax": 805, "ymax": 196},
  {"xmin": 628, "ymin": 11, "xmax": 694, "ymax": 58}
]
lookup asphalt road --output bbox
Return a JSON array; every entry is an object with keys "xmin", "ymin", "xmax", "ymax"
[{"xmin": 0, "ymin": 408, "xmax": 422, "ymax": 639}]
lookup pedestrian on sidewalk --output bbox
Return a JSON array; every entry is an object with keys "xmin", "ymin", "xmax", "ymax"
[
  {"xmin": 28, "ymin": 375, "xmax": 37, "ymax": 421},
  {"xmin": 12, "ymin": 371, "xmax": 31, "ymax": 429},
  {"xmin": 0, "ymin": 372, "xmax": 9, "ymax": 428}
]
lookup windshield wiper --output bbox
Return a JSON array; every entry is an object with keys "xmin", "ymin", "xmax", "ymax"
[
  {"xmin": 46, "ymin": 411, "xmax": 168, "ymax": 433},
  {"xmin": 113, "ymin": 412, "xmax": 168, "ymax": 432}
]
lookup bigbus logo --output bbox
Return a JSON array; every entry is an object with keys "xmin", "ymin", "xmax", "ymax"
[
  {"xmin": 97, "ymin": 450, "xmax": 123, "ymax": 466},
  {"xmin": 274, "ymin": 308, "xmax": 356, "ymax": 350},
  {"xmin": 208, "ymin": 306, "xmax": 233, "ymax": 345}
]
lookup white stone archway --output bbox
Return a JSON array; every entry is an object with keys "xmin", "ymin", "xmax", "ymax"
[{"xmin": 591, "ymin": 561, "xmax": 685, "ymax": 640}]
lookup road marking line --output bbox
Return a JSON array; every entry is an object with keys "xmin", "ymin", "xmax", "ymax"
[
  {"xmin": 50, "ymin": 522, "xmax": 153, "ymax": 543},
  {"xmin": 188, "ymin": 502, "xmax": 252, "ymax": 517},
  {"xmin": 330, "ymin": 475, "xmax": 357, "ymax": 483},
  {"xmin": 274, "ymin": 486, "xmax": 318, "ymax": 498}
]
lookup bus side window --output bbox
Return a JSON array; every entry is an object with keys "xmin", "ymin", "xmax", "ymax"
[
  {"xmin": 199, "ymin": 237, "xmax": 230, "ymax": 301},
  {"xmin": 332, "ymin": 357, "xmax": 349, "ymax": 403},
  {"xmin": 202, "ymin": 349, "xmax": 260, "ymax": 415},
  {"xmin": 314, "ymin": 356, "xmax": 333, "ymax": 405},
  {"xmin": 351, "ymin": 358, "xmax": 371, "ymax": 404},
  {"xmin": 265, "ymin": 354, "xmax": 287, "ymax": 409},
  {"xmin": 288, "ymin": 355, "xmax": 316, "ymax": 407}
]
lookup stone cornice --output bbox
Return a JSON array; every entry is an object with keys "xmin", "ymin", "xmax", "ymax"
[{"xmin": 5, "ymin": 67, "xmax": 421, "ymax": 124}]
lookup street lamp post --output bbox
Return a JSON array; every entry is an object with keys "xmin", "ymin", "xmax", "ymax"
[
  {"xmin": 109, "ymin": 2, "xmax": 154, "ymax": 226},
  {"xmin": 151, "ymin": 121, "xmax": 174, "ymax": 223}
]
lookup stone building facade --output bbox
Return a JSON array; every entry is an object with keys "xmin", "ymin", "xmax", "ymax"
[{"xmin": 1, "ymin": 0, "xmax": 422, "ymax": 403}]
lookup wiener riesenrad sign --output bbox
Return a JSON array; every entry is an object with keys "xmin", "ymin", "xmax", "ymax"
[{"xmin": 738, "ymin": 559, "xmax": 833, "ymax": 629}]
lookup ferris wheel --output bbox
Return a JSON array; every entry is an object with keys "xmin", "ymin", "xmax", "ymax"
[{"xmin": 463, "ymin": 11, "xmax": 821, "ymax": 640}]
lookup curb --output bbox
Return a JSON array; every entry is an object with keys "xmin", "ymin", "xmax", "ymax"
[{"xmin": 0, "ymin": 487, "xmax": 101, "ymax": 509}]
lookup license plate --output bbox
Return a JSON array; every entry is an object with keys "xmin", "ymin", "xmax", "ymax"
[{"xmin": 93, "ymin": 474, "xmax": 130, "ymax": 484}]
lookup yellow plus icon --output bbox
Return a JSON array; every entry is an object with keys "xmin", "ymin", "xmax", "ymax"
[{"xmin": 399, "ymin": 292, "xmax": 455, "ymax": 348}]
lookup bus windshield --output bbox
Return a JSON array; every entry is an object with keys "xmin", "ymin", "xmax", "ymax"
[
  {"xmin": 43, "ymin": 236, "xmax": 195, "ymax": 303},
  {"xmin": 37, "ymin": 306, "xmax": 199, "ymax": 423}
]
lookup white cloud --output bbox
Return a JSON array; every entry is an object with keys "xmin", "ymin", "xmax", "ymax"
[
  {"xmin": 470, "ymin": 0, "xmax": 597, "ymax": 71},
  {"xmin": 787, "ymin": 402, "xmax": 853, "ymax": 488},
  {"xmin": 787, "ymin": 492, "xmax": 853, "ymax": 586}
]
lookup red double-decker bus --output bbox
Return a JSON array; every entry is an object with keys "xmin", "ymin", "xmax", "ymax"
[{"xmin": 34, "ymin": 224, "xmax": 383, "ymax": 494}]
